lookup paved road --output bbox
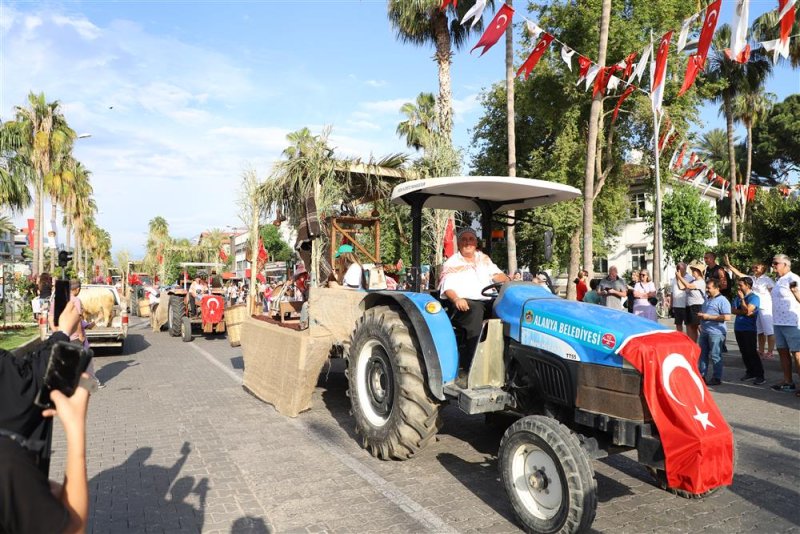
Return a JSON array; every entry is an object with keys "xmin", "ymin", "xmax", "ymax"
[{"xmin": 48, "ymin": 317, "xmax": 800, "ymax": 533}]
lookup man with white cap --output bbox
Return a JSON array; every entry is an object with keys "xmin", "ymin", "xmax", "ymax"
[{"xmin": 439, "ymin": 228, "xmax": 510, "ymax": 369}]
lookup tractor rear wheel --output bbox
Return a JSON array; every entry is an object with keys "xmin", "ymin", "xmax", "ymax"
[
  {"xmin": 499, "ymin": 415, "xmax": 597, "ymax": 534},
  {"xmin": 181, "ymin": 316, "xmax": 192, "ymax": 342},
  {"xmin": 169, "ymin": 296, "xmax": 184, "ymax": 337},
  {"xmin": 346, "ymin": 305, "xmax": 441, "ymax": 460}
]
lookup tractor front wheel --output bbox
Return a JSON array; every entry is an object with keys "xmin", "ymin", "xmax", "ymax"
[
  {"xmin": 346, "ymin": 305, "xmax": 441, "ymax": 460},
  {"xmin": 169, "ymin": 296, "xmax": 184, "ymax": 337},
  {"xmin": 499, "ymin": 415, "xmax": 597, "ymax": 534},
  {"xmin": 181, "ymin": 316, "xmax": 192, "ymax": 342}
]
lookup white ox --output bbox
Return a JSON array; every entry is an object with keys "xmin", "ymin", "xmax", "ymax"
[{"xmin": 79, "ymin": 287, "xmax": 116, "ymax": 327}]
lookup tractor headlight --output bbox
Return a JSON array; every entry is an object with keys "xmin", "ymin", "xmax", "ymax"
[{"xmin": 424, "ymin": 301, "xmax": 442, "ymax": 314}]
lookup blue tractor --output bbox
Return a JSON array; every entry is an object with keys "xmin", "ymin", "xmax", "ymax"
[{"xmin": 345, "ymin": 177, "xmax": 732, "ymax": 533}]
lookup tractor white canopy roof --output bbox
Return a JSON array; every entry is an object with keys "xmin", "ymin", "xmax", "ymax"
[{"xmin": 391, "ymin": 176, "xmax": 581, "ymax": 212}]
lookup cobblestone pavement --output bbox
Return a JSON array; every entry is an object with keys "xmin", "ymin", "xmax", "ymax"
[{"xmin": 48, "ymin": 317, "xmax": 800, "ymax": 533}]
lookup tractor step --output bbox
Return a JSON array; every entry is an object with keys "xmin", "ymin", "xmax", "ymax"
[{"xmin": 444, "ymin": 383, "xmax": 512, "ymax": 415}]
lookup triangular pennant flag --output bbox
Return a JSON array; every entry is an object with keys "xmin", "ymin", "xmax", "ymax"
[
  {"xmin": 632, "ymin": 39, "xmax": 652, "ymax": 83},
  {"xmin": 440, "ymin": 0, "xmax": 457, "ymax": 11},
  {"xmin": 584, "ymin": 64, "xmax": 601, "ymax": 90},
  {"xmin": 461, "ymin": 0, "xmax": 488, "ymax": 28},
  {"xmin": 677, "ymin": 13, "xmax": 700, "ymax": 52},
  {"xmin": 612, "ymin": 84, "xmax": 636, "ymax": 123},
  {"xmin": 780, "ymin": 0, "xmax": 798, "ymax": 19},
  {"xmin": 576, "ymin": 56, "xmax": 592, "ymax": 83},
  {"xmin": 470, "ymin": 3, "xmax": 514, "ymax": 56},
  {"xmin": 763, "ymin": 0, "xmax": 798, "ymax": 63},
  {"xmin": 561, "ymin": 45, "xmax": 576, "ymax": 71},
  {"xmin": 526, "ymin": 20, "xmax": 544, "ymax": 40},
  {"xmin": 607, "ymin": 75, "xmax": 622, "ymax": 91},
  {"xmin": 517, "ymin": 33, "xmax": 555, "ymax": 79},
  {"xmin": 622, "ymin": 52, "xmax": 637, "ymax": 79},
  {"xmin": 651, "ymin": 30, "xmax": 673, "ymax": 114},
  {"xmin": 725, "ymin": 0, "xmax": 751, "ymax": 63},
  {"xmin": 659, "ymin": 125, "xmax": 675, "ymax": 151},
  {"xmin": 688, "ymin": 152, "xmax": 698, "ymax": 167},
  {"xmin": 674, "ymin": 142, "xmax": 688, "ymax": 169},
  {"xmin": 593, "ymin": 65, "xmax": 620, "ymax": 97},
  {"xmin": 679, "ymin": 54, "xmax": 703, "ymax": 96}
]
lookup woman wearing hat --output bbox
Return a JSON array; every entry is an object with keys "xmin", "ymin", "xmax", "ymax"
[
  {"xmin": 332, "ymin": 244, "xmax": 364, "ymax": 290},
  {"xmin": 676, "ymin": 261, "xmax": 707, "ymax": 342}
]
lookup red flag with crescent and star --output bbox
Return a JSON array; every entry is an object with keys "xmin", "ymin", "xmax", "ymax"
[
  {"xmin": 517, "ymin": 33, "xmax": 554, "ymax": 79},
  {"xmin": 471, "ymin": 3, "xmax": 514, "ymax": 56},
  {"xmin": 201, "ymin": 294, "xmax": 224, "ymax": 324},
  {"xmin": 679, "ymin": 0, "xmax": 721, "ymax": 96},
  {"xmin": 618, "ymin": 331, "xmax": 733, "ymax": 494},
  {"xmin": 651, "ymin": 30, "xmax": 673, "ymax": 114}
]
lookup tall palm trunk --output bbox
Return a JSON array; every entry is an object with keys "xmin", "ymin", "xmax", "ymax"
[
  {"xmin": 50, "ymin": 197, "xmax": 57, "ymax": 272},
  {"xmin": 433, "ymin": 12, "xmax": 453, "ymax": 140},
  {"xmin": 582, "ymin": 0, "xmax": 612, "ymax": 277},
  {"xmin": 505, "ymin": 0, "xmax": 517, "ymax": 274},
  {"xmin": 742, "ymin": 122, "xmax": 753, "ymax": 227},
  {"xmin": 33, "ymin": 181, "xmax": 41, "ymax": 275},
  {"xmin": 724, "ymin": 95, "xmax": 738, "ymax": 242}
]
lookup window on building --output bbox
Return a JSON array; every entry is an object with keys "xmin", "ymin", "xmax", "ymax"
[
  {"xmin": 630, "ymin": 246, "xmax": 647, "ymax": 271},
  {"xmin": 629, "ymin": 193, "xmax": 647, "ymax": 219},
  {"xmin": 593, "ymin": 257, "xmax": 608, "ymax": 274}
]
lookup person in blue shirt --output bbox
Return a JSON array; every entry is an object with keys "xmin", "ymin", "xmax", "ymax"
[
  {"xmin": 732, "ymin": 277, "xmax": 765, "ymax": 384},
  {"xmin": 696, "ymin": 279, "xmax": 732, "ymax": 385}
]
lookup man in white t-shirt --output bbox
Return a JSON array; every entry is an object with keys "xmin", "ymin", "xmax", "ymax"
[
  {"xmin": 769, "ymin": 254, "xmax": 800, "ymax": 393},
  {"xmin": 440, "ymin": 228, "xmax": 510, "ymax": 368},
  {"xmin": 671, "ymin": 262, "xmax": 693, "ymax": 334}
]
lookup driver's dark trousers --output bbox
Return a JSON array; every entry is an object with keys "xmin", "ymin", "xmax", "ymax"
[{"xmin": 452, "ymin": 299, "xmax": 491, "ymax": 369}]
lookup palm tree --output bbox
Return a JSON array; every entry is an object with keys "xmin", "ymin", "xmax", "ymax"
[
  {"xmin": 0, "ymin": 121, "xmax": 33, "ymax": 211},
  {"xmin": 45, "ymin": 152, "xmax": 77, "ymax": 272},
  {"xmin": 61, "ymin": 158, "xmax": 93, "ymax": 252},
  {"xmin": 733, "ymin": 89, "xmax": 775, "ymax": 224},
  {"xmin": 388, "ymin": 1, "xmax": 492, "ymax": 140},
  {"xmin": 704, "ymin": 25, "xmax": 771, "ymax": 241},
  {"xmin": 396, "ymin": 92, "xmax": 438, "ymax": 151},
  {"xmin": 145, "ymin": 216, "xmax": 171, "ymax": 281},
  {"xmin": 696, "ymin": 128, "xmax": 736, "ymax": 178}
]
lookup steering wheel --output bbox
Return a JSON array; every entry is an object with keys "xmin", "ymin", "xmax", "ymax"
[{"xmin": 481, "ymin": 282, "xmax": 504, "ymax": 298}]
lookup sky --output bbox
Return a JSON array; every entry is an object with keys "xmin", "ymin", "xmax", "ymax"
[{"xmin": 1, "ymin": 0, "xmax": 797, "ymax": 259}]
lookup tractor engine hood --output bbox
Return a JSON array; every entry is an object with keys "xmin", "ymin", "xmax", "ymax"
[{"xmin": 494, "ymin": 282, "xmax": 670, "ymax": 368}]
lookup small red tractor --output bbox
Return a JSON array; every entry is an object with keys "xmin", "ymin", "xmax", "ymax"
[{"xmin": 165, "ymin": 262, "xmax": 226, "ymax": 342}]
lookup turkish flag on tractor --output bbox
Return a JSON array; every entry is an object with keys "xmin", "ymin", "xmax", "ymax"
[
  {"xmin": 679, "ymin": 0, "xmax": 721, "ymax": 96},
  {"xmin": 517, "ymin": 33, "xmax": 554, "ymax": 79},
  {"xmin": 471, "ymin": 3, "xmax": 514, "ymax": 56},
  {"xmin": 618, "ymin": 331, "xmax": 733, "ymax": 494},
  {"xmin": 651, "ymin": 30, "xmax": 673, "ymax": 114},
  {"xmin": 443, "ymin": 216, "xmax": 455, "ymax": 259}
]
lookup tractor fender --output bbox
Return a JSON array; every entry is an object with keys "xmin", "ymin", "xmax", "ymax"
[{"xmin": 361, "ymin": 292, "xmax": 459, "ymax": 401}]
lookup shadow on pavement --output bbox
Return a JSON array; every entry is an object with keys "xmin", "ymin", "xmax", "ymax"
[
  {"xmin": 731, "ymin": 422, "xmax": 800, "ymax": 452},
  {"xmin": 231, "ymin": 515, "xmax": 272, "ymax": 533},
  {"xmin": 436, "ymin": 452, "xmax": 516, "ymax": 522},
  {"xmin": 318, "ymin": 359, "xmax": 360, "ymax": 442},
  {"xmin": 88, "ymin": 442, "xmax": 209, "ymax": 533},
  {"xmin": 122, "ymin": 333, "xmax": 151, "ymax": 356},
  {"xmin": 94, "ymin": 360, "xmax": 139, "ymax": 384},
  {"xmin": 729, "ymin": 474, "xmax": 800, "ymax": 525}
]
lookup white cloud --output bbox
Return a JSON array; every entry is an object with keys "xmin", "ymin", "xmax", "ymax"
[
  {"xmin": 51, "ymin": 14, "xmax": 102, "ymax": 40},
  {"xmin": 24, "ymin": 15, "xmax": 42, "ymax": 31},
  {"xmin": 452, "ymin": 93, "xmax": 479, "ymax": 119},
  {"xmin": 365, "ymin": 79, "xmax": 387, "ymax": 88},
  {"xmin": 361, "ymin": 98, "xmax": 410, "ymax": 114}
]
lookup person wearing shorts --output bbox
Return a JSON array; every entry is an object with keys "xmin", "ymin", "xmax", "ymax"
[
  {"xmin": 671, "ymin": 262, "xmax": 691, "ymax": 333},
  {"xmin": 678, "ymin": 261, "xmax": 706, "ymax": 342},
  {"xmin": 769, "ymin": 254, "xmax": 800, "ymax": 394},
  {"xmin": 726, "ymin": 256, "xmax": 775, "ymax": 358}
]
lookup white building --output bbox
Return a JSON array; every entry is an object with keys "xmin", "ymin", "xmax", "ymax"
[{"xmin": 599, "ymin": 172, "xmax": 721, "ymax": 285}]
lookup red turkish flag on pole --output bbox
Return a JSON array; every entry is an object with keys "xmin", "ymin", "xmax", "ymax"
[
  {"xmin": 679, "ymin": 0, "xmax": 721, "ymax": 96},
  {"xmin": 674, "ymin": 143, "xmax": 688, "ymax": 169},
  {"xmin": 516, "ymin": 33, "xmax": 554, "ymax": 79},
  {"xmin": 443, "ymin": 217, "xmax": 455, "ymax": 258},
  {"xmin": 618, "ymin": 332, "xmax": 733, "ymax": 494},
  {"xmin": 576, "ymin": 56, "xmax": 592, "ymax": 82},
  {"xmin": 257, "ymin": 238, "xmax": 268, "ymax": 263},
  {"xmin": 218, "ymin": 248, "xmax": 228, "ymax": 262},
  {"xmin": 471, "ymin": 3, "xmax": 514, "ymax": 56},
  {"xmin": 611, "ymin": 84, "xmax": 636, "ymax": 123},
  {"xmin": 651, "ymin": 30, "xmax": 673, "ymax": 114}
]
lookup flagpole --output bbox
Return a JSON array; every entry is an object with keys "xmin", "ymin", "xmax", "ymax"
[{"xmin": 652, "ymin": 111, "xmax": 664, "ymax": 290}]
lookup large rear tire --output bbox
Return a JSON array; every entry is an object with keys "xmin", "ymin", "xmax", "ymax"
[
  {"xmin": 169, "ymin": 296, "xmax": 184, "ymax": 337},
  {"xmin": 346, "ymin": 305, "xmax": 441, "ymax": 460},
  {"xmin": 499, "ymin": 415, "xmax": 597, "ymax": 534}
]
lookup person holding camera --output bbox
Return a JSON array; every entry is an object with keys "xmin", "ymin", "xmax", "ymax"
[
  {"xmin": 769, "ymin": 254, "xmax": 800, "ymax": 394},
  {"xmin": 0, "ymin": 302, "xmax": 91, "ymax": 534}
]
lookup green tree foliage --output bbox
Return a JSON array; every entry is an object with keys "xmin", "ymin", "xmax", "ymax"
[
  {"xmin": 647, "ymin": 184, "xmax": 717, "ymax": 264},
  {"xmin": 751, "ymin": 94, "xmax": 800, "ymax": 183},
  {"xmin": 259, "ymin": 224, "xmax": 293, "ymax": 261},
  {"xmin": 744, "ymin": 189, "xmax": 800, "ymax": 266}
]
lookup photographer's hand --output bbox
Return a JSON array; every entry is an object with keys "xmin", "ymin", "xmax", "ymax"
[{"xmin": 42, "ymin": 374, "xmax": 90, "ymax": 534}]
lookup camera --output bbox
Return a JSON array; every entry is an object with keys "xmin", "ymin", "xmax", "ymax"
[{"xmin": 34, "ymin": 341, "xmax": 93, "ymax": 409}]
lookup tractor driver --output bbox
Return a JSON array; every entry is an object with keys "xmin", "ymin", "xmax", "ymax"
[
  {"xmin": 186, "ymin": 275, "xmax": 208, "ymax": 315},
  {"xmin": 440, "ymin": 227, "xmax": 510, "ymax": 369}
]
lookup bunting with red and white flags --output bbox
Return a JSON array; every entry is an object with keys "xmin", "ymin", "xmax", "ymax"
[
  {"xmin": 526, "ymin": 20, "xmax": 544, "ymax": 40},
  {"xmin": 440, "ymin": 0, "xmax": 457, "ymax": 11},
  {"xmin": 561, "ymin": 45, "xmax": 576, "ymax": 71},
  {"xmin": 517, "ymin": 33, "xmax": 555, "ymax": 79},
  {"xmin": 631, "ymin": 39, "xmax": 653, "ymax": 83},
  {"xmin": 584, "ymin": 64, "xmax": 601, "ymax": 89},
  {"xmin": 674, "ymin": 142, "xmax": 688, "ymax": 170},
  {"xmin": 679, "ymin": 0, "xmax": 722, "ymax": 96},
  {"xmin": 593, "ymin": 65, "xmax": 620, "ymax": 96},
  {"xmin": 461, "ymin": 0, "xmax": 487, "ymax": 28},
  {"xmin": 471, "ymin": 3, "xmax": 514, "ymax": 56},
  {"xmin": 651, "ymin": 30, "xmax": 673, "ymax": 115},
  {"xmin": 762, "ymin": 0, "xmax": 797, "ymax": 63},
  {"xmin": 576, "ymin": 56, "xmax": 592, "ymax": 83},
  {"xmin": 621, "ymin": 52, "xmax": 637, "ymax": 79},
  {"xmin": 688, "ymin": 152, "xmax": 698, "ymax": 167},
  {"xmin": 659, "ymin": 124, "xmax": 676, "ymax": 151},
  {"xmin": 612, "ymin": 85, "xmax": 636, "ymax": 123},
  {"xmin": 726, "ymin": 0, "xmax": 752, "ymax": 63}
]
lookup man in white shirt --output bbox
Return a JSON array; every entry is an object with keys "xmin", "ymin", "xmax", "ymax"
[
  {"xmin": 769, "ymin": 254, "xmax": 800, "ymax": 393},
  {"xmin": 440, "ymin": 228, "xmax": 510, "ymax": 368},
  {"xmin": 671, "ymin": 262, "xmax": 693, "ymax": 334}
]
